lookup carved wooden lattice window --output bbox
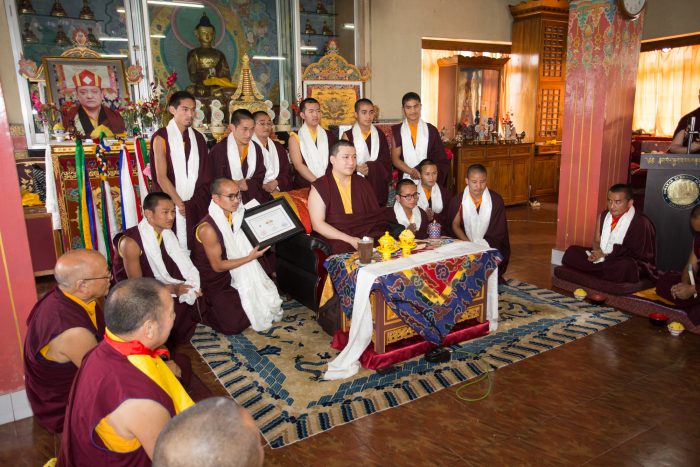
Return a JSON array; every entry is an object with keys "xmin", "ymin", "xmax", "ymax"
[
  {"xmin": 542, "ymin": 25, "xmax": 565, "ymax": 78},
  {"xmin": 539, "ymin": 88, "xmax": 561, "ymax": 138}
]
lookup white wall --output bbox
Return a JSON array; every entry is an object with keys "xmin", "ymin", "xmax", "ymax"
[{"xmin": 367, "ymin": 0, "xmax": 513, "ymax": 120}]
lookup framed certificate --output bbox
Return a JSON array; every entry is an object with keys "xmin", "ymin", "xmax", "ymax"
[{"xmin": 242, "ymin": 198, "xmax": 305, "ymax": 248}]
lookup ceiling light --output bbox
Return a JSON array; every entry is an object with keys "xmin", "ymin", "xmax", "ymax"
[
  {"xmin": 343, "ymin": 23, "xmax": 355, "ymax": 30},
  {"xmin": 252, "ymin": 56, "xmax": 286, "ymax": 61},
  {"xmin": 146, "ymin": 1, "xmax": 204, "ymax": 8},
  {"xmin": 300, "ymin": 45, "xmax": 318, "ymax": 51},
  {"xmin": 116, "ymin": 7, "xmax": 126, "ymax": 13},
  {"xmin": 99, "ymin": 37, "xmax": 129, "ymax": 42},
  {"xmin": 151, "ymin": 34, "xmax": 166, "ymax": 39},
  {"xmin": 100, "ymin": 54, "xmax": 128, "ymax": 58}
]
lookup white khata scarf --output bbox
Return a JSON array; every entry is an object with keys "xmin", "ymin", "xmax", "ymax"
[
  {"xmin": 226, "ymin": 134, "xmax": 257, "ymax": 181},
  {"xmin": 400, "ymin": 118, "xmax": 429, "ymax": 178},
  {"xmin": 252, "ymin": 134, "xmax": 280, "ymax": 184},
  {"xmin": 393, "ymin": 202, "xmax": 422, "ymax": 231},
  {"xmin": 299, "ymin": 123, "xmax": 329, "ymax": 178},
  {"xmin": 461, "ymin": 188, "xmax": 492, "ymax": 247},
  {"xmin": 351, "ymin": 123, "xmax": 379, "ymax": 177},
  {"xmin": 599, "ymin": 206, "xmax": 635, "ymax": 255},
  {"xmin": 417, "ymin": 183, "xmax": 443, "ymax": 214},
  {"xmin": 137, "ymin": 219, "xmax": 201, "ymax": 305},
  {"xmin": 166, "ymin": 118, "xmax": 200, "ymax": 250},
  {"xmin": 207, "ymin": 201, "xmax": 283, "ymax": 331}
]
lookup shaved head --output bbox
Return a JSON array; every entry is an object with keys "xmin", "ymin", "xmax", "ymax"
[
  {"xmin": 54, "ymin": 249, "xmax": 106, "ymax": 289},
  {"xmin": 153, "ymin": 397, "xmax": 263, "ymax": 467}
]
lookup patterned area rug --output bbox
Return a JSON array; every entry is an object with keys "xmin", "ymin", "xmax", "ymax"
[{"xmin": 191, "ymin": 280, "xmax": 628, "ymax": 448}]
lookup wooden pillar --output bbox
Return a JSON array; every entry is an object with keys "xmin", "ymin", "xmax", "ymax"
[
  {"xmin": 555, "ymin": 0, "xmax": 645, "ymax": 251},
  {"xmin": 0, "ymin": 82, "xmax": 36, "ymax": 396}
]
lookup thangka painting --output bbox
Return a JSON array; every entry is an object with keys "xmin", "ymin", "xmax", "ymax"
[
  {"xmin": 303, "ymin": 81, "xmax": 362, "ymax": 127},
  {"xmin": 52, "ymin": 143, "xmax": 143, "ymax": 250}
]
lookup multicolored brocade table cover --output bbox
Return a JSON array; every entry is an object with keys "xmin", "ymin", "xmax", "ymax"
[{"xmin": 324, "ymin": 241, "xmax": 503, "ymax": 345}]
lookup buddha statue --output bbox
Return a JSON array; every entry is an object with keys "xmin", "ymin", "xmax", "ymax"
[{"xmin": 186, "ymin": 13, "xmax": 236, "ymax": 98}]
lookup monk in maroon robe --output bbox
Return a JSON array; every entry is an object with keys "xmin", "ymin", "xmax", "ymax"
[
  {"xmin": 252, "ymin": 111, "xmax": 295, "ymax": 193},
  {"xmin": 391, "ymin": 92, "xmax": 449, "ymax": 187},
  {"xmin": 58, "ymin": 279, "xmax": 194, "ymax": 466},
  {"xmin": 342, "ymin": 98, "xmax": 392, "ymax": 207},
  {"xmin": 669, "ymin": 88, "xmax": 700, "ymax": 154},
  {"xmin": 388, "ymin": 179, "xmax": 430, "ymax": 240},
  {"xmin": 655, "ymin": 206, "xmax": 700, "ymax": 323},
  {"xmin": 449, "ymin": 164, "xmax": 510, "ymax": 279},
  {"xmin": 289, "ymin": 98, "xmax": 337, "ymax": 189},
  {"xmin": 151, "ymin": 91, "xmax": 211, "ymax": 250},
  {"xmin": 191, "ymin": 179, "xmax": 274, "ymax": 334},
  {"xmin": 112, "ymin": 192, "xmax": 201, "ymax": 345},
  {"xmin": 308, "ymin": 141, "xmax": 390, "ymax": 254},
  {"xmin": 211, "ymin": 109, "xmax": 268, "ymax": 204},
  {"xmin": 417, "ymin": 159, "xmax": 452, "ymax": 235},
  {"xmin": 562, "ymin": 184, "xmax": 657, "ymax": 283},
  {"xmin": 24, "ymin": 249, "xmax": 110, "ymax": 434},
  {"xmin": 62, "ymin": 69, "xmax": 126, "ymax": 138}
]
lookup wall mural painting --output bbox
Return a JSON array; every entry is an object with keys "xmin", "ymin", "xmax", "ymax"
[{"xmin": 149, "ymin": 0, "xmax": 281, "ymax": 104}]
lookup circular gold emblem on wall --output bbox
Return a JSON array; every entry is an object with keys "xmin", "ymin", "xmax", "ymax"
[{"xmin": 663, "ymin": 174, "xmax": 700, "ymax": 209}]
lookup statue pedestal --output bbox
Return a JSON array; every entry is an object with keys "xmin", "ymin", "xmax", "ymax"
[{"xmin": 641, "ymin": 154, "xmax": 700, "ymax": 271}]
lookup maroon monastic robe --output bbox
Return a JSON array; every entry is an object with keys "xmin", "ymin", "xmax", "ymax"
[
  {"xmin": 447, "ymin": 190, "xmax": 511, "ymax": 278},
  {"xmin": 263, "ymin": 139, "xmax": 295, "ymax": 192},
  {"xmin": 391, "ymin": 122, "xmax": 450, "ymax": 188},
  {"xmin": 292, "ymin": 128, "xmax": 337, "ymax": 189},
  {"xmin": 387, "ymin": 206, "xmax": 430, "ymax": 240},
  {"xmin": 23, "ymin": 288, "xmax": 105, "ymax": 434},
  {"xmin": 656, "ymin": 234, "xmax": 700, "ymax": 324},
  {"xmin": 343, "ymin": 128, "xmax": 392, "ymax": 207},
  {"xmin": 311, "ymin": 173, "xmax": 390, "ymax": 254},
  {"xmin": 63, "ymin": 105, "xmax": 126, "ymax": 136},
  {"xmin": 422, "ymin": 183, "xmax": 452, "ymax": 235},
  {"xmin": 672, "ymin": 106, "xmax": 700, "ymax": 153},
  {"xmin": 112, "ymin": 227, "xmax": 199, "ymax": 345},
  {"xmin": 150, "ymin": 127, "xmax": 211, "ymax": 250},
  {"xmin": 562, "ymin": 210, "xmax": 657, "ymax": 283},
  {"xmin": 57, "ymin": 341, "xmax": 176, "ymax": 467},
  {"xmin": 190, "ymin": 214, "xmax": 251, "ymax": 335},
  {"xmin": 210, "ymin": 139, "xmax": 269, "ymax": 204}
]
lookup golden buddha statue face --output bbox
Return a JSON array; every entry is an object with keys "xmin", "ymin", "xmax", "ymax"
[{"xmin": 195, "ymin": 25, "xmax": 215, "ymax": 48}]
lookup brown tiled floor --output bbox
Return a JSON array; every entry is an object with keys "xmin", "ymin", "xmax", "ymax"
[{"xmin": 4, "ymin": 201, "xmax": 700, "ymax": 466}]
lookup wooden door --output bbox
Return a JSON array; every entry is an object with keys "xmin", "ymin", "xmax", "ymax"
[{"xmin": 510, "ymin": 156, "xmax": 531, "ymax": 204}]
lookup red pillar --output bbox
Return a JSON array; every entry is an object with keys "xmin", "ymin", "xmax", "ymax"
[
  {"xmin": 556, "ymin": 0, "xmax": 644, "ymax": 251},
  {"xmin": 0, "ymin": 83, "xmax": 37, "ymax": 394}
]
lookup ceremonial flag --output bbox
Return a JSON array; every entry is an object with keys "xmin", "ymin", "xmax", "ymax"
[
  {"xmin": 75, "ymin": 140, "xmax": 98, "ymax": 249},
  {"xmin": 134, "ymin": 136, "xmax": 150, "ymax": 206},
  {"xmin": 96, "ymin": 138, "xmax": 119, "ymax": 265},
  {"xmin": 118, "ymin": 143, "xmax": 141, "ymax": 229}
]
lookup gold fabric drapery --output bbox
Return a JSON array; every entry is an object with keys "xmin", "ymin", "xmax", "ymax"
[
  {"xmin": 421, "ymin": 49, "xmax": 510, "ymax": 129},
  {"xmin": 632, "ymin": 44, "xmax": 700, "ymax": 136}
]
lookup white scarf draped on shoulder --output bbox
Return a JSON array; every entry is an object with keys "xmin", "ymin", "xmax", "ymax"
[
  {"xmin": 252, "ymin": 134, "xmax": 280, "ymax": 184},
  {"xmin": 393, "ymin": 202, "xmax": 422, "ymax": 231},
  {"xmin": 599, "ymin": 206, "xmax": 636, "ymax": 255},
  {"xmin": 417, "ymin": 183, "xmax": 443, "ymax": 214},
  {"xmin": 137, "ymin": 219, "xmax": 201, "ymax": 305},
  {"xmin": 226, "ymin": 134, "xmax": 257, "ymax": 181},
  {"xmin": 207, "ymin": 201, "xmax": 283, "ymax": 331},
  {"xmin": 351, "ymin": 123, "xmax": 379, "ymax": 177},
  {"xmin": 298, "ymin": 123, "xmax": 329, "ymax": 178},
  {"xmin": 461, "ymin": 188, "xmax": 492, "ymax": 248},
  {"xmin": 166, "ymin": 118, "xmax": 200, "ymax": 251},
  {"xmin": 400, "ymin": 118, "xmax": 429, "ymax": 178}
]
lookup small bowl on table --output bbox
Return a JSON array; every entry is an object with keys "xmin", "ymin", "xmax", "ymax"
[
  {"xmin": 648, "ymin": 312, "xmax": 669, "ymax": 327},
  {"xmin": 573, "ymin": 288, "xmax": 587, "ymax": 301},
  {"xmin": 588, "ymin": 293, "xmax": 607, "ymax": 305}
]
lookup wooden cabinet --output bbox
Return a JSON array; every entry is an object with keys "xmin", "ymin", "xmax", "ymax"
[
  {"xmin": 456, "ymin": 143, "xmax": 534, "ymax": 206},
  {"xmin": 531, "ymin": 144, "xmax": 561, "ymax": 196}
]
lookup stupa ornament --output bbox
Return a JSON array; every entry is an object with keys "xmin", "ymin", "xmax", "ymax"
[{"xmin": 228, "ymin": 53, "xmax": 268, "ymax": 115}]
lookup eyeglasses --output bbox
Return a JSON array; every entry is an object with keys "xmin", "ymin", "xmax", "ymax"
[
  {"xmin": 218, "ymin": 192, "xmax": 242, "ymax": 201},
  {"xmin": 82, "ymin": 271, "xmax": 112, "ymax": 281},
  {"xmin": 398, "ymin": 193, "xmax": 420, "ymax": 200}
]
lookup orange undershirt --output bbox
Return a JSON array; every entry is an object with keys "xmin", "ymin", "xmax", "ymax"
[
  {"xmin": 240, "ymin": 144, "xmax": 249, "ymax": 164},
  {"xmin": 409, "ymin": 122, "xmax": 417, "ymax": 146},
  {"xmin": 333, "ymin": 174, "xmax": 353, "ymax": 214},
  {"xmin": 423, "ymin": 186, "xmax": 432, "ymax": 201},
  {"xmin": 471, "ymin": 194, "xmax": 482, "ymax": 210},
  {"xmin": 362, "ymin": 129, "xmax": 371, "ymax": 140},
  {"xmin": 610, "ymin": 215, "xmax": 622, "ymax": 231}
]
